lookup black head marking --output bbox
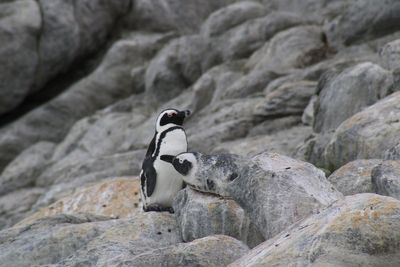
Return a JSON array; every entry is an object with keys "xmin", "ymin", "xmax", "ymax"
[
  {"xmin": 160, "ymin": 155, "xmax": 174, "ymax": 163},
  {"xmin": 173, "ymin": 158, "xmax": 193, "ymax": 176},
  {"xmin": 159, "ymin": 109, "xmax": 191, "ymax": 127}
]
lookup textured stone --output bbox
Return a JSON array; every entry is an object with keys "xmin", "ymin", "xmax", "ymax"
[
  {"xmin": 384, "ymin": 144, "xmax": 400, "ymax": 160},
  {"xmin": 325, "ymin": 92, "xmax": 400, "ymax": 170},
  {"xmin": 328, "ymin": 159, "xmax": 383, "ymax": 195},
  {"xmin": 324, "ymin": 0, "xmax": 400, "ymax": 47},
  {"xmin": 0, "ymin": 0, "xmax": 41, "ymax": 114},
  {"xmin": 0, "ymin": 32, "xmax": 171, "ymax": 172},
  {"xmin": 252, "ymin": 25, "xmax": 328, "ymax": 72},
  {"xmin": 0, "ymin": 213, "xmax": 180, "ymax": 267},
  {"xmin": 213, "ymin": 125, "xmax": 312, "ymax": 158},
  {"xmin": 117, "ymin": 235, "xmax": 249, "ymax": 267},
  {"xmin": 18, "ymin": 177, "xmax": 141, "ymax": 227},
  {"xmin": 176, "ymin": 152, "xmax": 342, "ymax": 239},
  {"xmin": 201, "ymin": 1, "xmax": 267, "ymax": 37},
  {"xmin": 314, "ymin": 62, "xmax": 393, "ymax": 134},
  {"xmin": 0, "ymin": 141, "xmax": 55, "ymax": 196},
  {"xmin": 173, "ymin": 187, "xmax": 264, "ymax": 248},
  {"xmin": 372, "ymin": 161, "xmax": 400, "ymax": 200},
  {"xmin": 230, "ymin": 194, "xmax": 400, "ymax": 267},
  {"xmin": 380, "ymin": 39, "xmax": 400, "ymax": 71}
]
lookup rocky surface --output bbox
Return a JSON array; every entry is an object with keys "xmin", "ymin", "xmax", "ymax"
[
  {"xmin": 1, "ymin": 0, "xmax": 400, "ymax": 266},
  {"xmin": 230, "ymin": 194, "xmax": 400, "ymax": 267}
]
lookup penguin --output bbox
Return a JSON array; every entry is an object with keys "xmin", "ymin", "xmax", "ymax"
[{"xmin": 140, "ymin": 108, "xmax": 191, "ymax": 213}]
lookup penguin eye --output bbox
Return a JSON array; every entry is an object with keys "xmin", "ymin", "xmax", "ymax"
[
  {"xmin": 167, "ymin": 113, "xmax": 173, "ymax": 117},
  {"xmin": 179, "ymin": 159, "xmax": 184, "ymax": 164}
]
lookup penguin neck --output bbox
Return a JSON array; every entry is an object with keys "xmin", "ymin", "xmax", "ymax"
[{"xmin": 156, "ymin": 123, "xmax": 182, "ymax": 133}]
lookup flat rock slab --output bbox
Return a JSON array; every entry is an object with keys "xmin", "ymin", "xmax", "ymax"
[{"xmin": 230, "ymin": 194, "xmax": 400, "ymax": 267}]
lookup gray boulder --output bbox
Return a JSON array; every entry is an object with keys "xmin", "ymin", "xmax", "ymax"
[
  {"xmin": 230, "ymin": 194, "xmax": 400, "ymax": 267},
  {"xmin": 174, "ymin": 152, "xmax": 342, "ymax": 239},
  {"xmin": 255, "ymin": 80, "xmax": 317, "ymax": 119},
  {"xmin": 251, "ymin": 25, "xmax": 328, "ymax": 72},
  {"xmin": 328, "ymin": 159, "xmax": 382, "ymax": 195},
  {"xmin": 0, "ymin": 0, "xmax": 40, "ymax": 114},
  {"xmin": 0, "ymin": 32, "xmax": 171, "ymax": 172},
  {"xmin": 384, "ymin": 144, "xmax": 400, "ymax": 160},
  {"xmin": 0, "ymin": 187, "xmax": 44, "ymax": 230},
  {"xmin": 218, "ymin": 11, "xmax": 313, "ymax": 60},
  {"xmin": 324, "ymin": 0, "xmax": 400, "ymax": 47},
  {"xmin": 372, "ymin": 161, "xmax": 400, "ymax": 200},
  {"xmin": 380, "ymin": 39, "xmax": 400, "ymax": 71},
  {"xmin": 0, "ymin": 212, "xmax": 181, "ymax": 267},
  {"xmin": 201, "ymin": 1, "xmax": 267, "ymax": 37},
  {"xmin": 325, "ymin": 92, "xmax": 400, "ymax": 170},
  {"xmin": 173, "ymin": 187, "xmax": 264, "ymax": 248},
  {"xmin": 314, "ymin": 62, "xmax": 393, "ymax": 134},
  {"xmin": 213, "ymin": 125, "xmax": 312, "ymax": 158},
  {"xmin": 0, "ymin": 142, "xmax": 55, "ymax": 196},
  {"xmin": 117, "ymin": 235, "xmax": 249, "ymax": 267}
]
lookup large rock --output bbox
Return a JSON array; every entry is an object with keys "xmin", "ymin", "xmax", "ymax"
[
  {"xmin": 118, "ymin": 235, "xmax": 249, "ymax": 267},
  {"xmin": 328, "ymin": 159, "xmax": 383, "ymax": 195},
  {"xmin": 325, "ymin": 92, "xmax": 400, "ymax": 170},
  {"xmin": 0, "ymin": 141, "xmax": 55, "ymax": 196},
  {"xmin": 0, "ymin": 187, "xmax": 44, "ymax": 230},
  {"xmin": 174, "ymin": 152, "xmax": 342, "ymax": 239},
  {"xmin": 251, "ymin": 25, "xmax": 328, "ymax": 72},
  {"xmin": 18, "ymin": 177, "xmax": 141, "ymax": 227},
  {"xmin": 324, "ymin": 0, "xmax": 400, "ymax": 47},
  {"xmin": 380, "ymin": 39, "xmax": 400, "ymax": 71},
  {"xmin": 230, "ymin": 194, "xmax": 400, "ymax": 267},
  {"xmin": 0, "ymin": 1, "xmax": 41, "ymax": 114},
  {"xmin": 173, "ymin": 187, "xmax": 264, "ymax": 248},
  {"xmin": 0, "ymin": 212, "xmax": 181, "ymax": 267},
  {"xmin": 372, "ymin": 161, "xmax": 400, "ymax": 200},
  {"xmin": 201, "ymin": 1, "xmax": 267, "ymax": 37},
  {"xmin": 0, "ymin": 32, "xmax": 171, "ymax": 172},
  {"xmin": 314, "ymin": 62, "xmax": 393, "ymax": 134},
  {"xmin": 213, "ymin": 125, "xmax": 312, "ymax": 158}
]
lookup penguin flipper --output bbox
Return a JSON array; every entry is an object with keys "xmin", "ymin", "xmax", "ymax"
[
  {"xmin": 145, "ymin": 133, "xmax": 157, "ymax": 159},
  {"xmin": 144, "ymin": 164, "xmax": 157, "ymax": 197}
]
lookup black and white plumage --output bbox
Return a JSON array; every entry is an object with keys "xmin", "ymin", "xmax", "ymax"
[{"xmin": 140, "ymin": 108, "xmax": 191, "ymax": 213}]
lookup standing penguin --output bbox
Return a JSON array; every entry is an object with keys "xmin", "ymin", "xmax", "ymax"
[{"xmin": 140, "ymin": 108, "xmax": 191, "ymax": 213}]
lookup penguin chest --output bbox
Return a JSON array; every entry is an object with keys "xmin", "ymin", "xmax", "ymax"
[
  {"xmin": 157, "ymin": 129, "xmax": 187, "ymax": 156},
  {"xmin": 151, "ymin": 160, "xmax": 184, "ymax": 206}
]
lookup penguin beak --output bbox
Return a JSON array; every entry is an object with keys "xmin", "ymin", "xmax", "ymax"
[{"xmin": 178, "ymin": 110, "xmax": 191, "ymax": 118}]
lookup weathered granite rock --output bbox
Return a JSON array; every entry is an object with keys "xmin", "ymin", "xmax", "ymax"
[
  {"xmin": 255, "ymin": 80, "xmax": 317, "ymax": 119},
  {"xmin": 173, "ymin": 187, "xmax": 264, "ymax": 248},
  {"xmin": 380, "ymin": 39, "xmax": 400, "ymax": 71},
  {"xmin": 18, "ymin": 177, "xmax": 141, "ymax": 227},
  {"xmin": 314, "ymin": 62, "xmax": 393, "ymax": 134},
  {"xmin": 173, "ymin": 152, "xmax": 342, "ymax": 239},
  {"xmin": 218, "ymin": 11, "xmax": 313, "ymax": 60},
  {"xmin": 0, "ymin": 32, "xmax": 171, "ymax": 172},
  {"xmin": 118, "ymin": 235, "xmax": 249, "ymax": 267},
  {"xmin": 0, "ymin": 187, "xmax": 45, "ymax": 230},
  {"xmin": 0, "ymin": 0, "xmax": 40, "ymax": 114},
  {"xmin": 201, "ymin": 1, "xmax": 267, "ymax": 37},
  {"xmin": 251, "ymin": 25, "xmax": 328, "ymax": 72},
  {"xmin": 230, "ymin": 194, "xmax": 400, "ymax": 267},
  {"xmin": 325, "ymin": 92, "xmax": 400, "ymax": 170},
  {"xmin": 34, "ymin": 150, "xmax": 145, "ymax": 208},
  {"xmin": 328, "ymin": 159, "xmax": 383, "ymax": 195},
  {"xmin": 213, "ymin": 125, "xmax": 312, "ymax": 158},
  {"xmin": 302, "ymin": 95, "xmax": 317, "ymax": 126},
  {"xmin": 384, "ymin": 144, "xmax": 400, "ymax": 160},
  {"xmin": 324, "ymin": 0, "xmax": 400, "ymax": 47},
  {"xmin": 0, "ymin": 141, "xmax": 55, "ymax": 196},
  {"xmin": 372, "ymin": 161, "xmax": 400, "ymax": 200},
  {"xmin": 0, "ymin": 212, "xmax": 180, "ymax": 267}
]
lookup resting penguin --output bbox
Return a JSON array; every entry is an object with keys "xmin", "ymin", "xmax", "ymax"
[
  {"xmin": 171, "ymin": 152, "xmax": 341, "ymax": 239},
  {"xmin": 140, "ymin": 108, "xmax": 191, "ymax": 213}
]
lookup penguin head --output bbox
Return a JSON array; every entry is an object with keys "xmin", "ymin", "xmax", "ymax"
[
  {"xmin": 172, "ymin": 152, "xmax": 241, "ymax": 197},
  {"xmin": 156, "ymin": 108, "xmax": 191, "ymax": 132}
]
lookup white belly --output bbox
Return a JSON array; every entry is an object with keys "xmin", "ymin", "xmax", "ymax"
[
  {"xmin": 145, "ymin": 160, "xmax": 184, "ymax": 207},
  {"xmin": 144, "ymin": 128, "xmax": 187, "ymax": 207}
]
